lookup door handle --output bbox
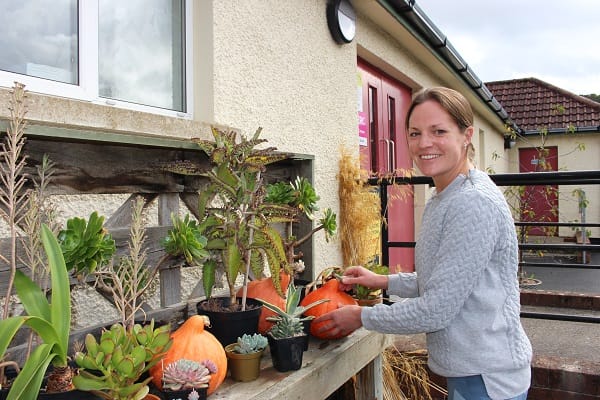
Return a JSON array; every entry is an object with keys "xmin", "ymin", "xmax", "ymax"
[{"xmin": 389, "ymin": 139, "xmax": 396, "ymax": 172}]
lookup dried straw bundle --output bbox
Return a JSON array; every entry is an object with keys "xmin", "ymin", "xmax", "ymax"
[
  {"xmin": 337, "ymin": 147, "xmax": 381, "ymax": 266},
  {"xmin": 383, "ymin": 346, "xmax": 447, "ymax": 400}
]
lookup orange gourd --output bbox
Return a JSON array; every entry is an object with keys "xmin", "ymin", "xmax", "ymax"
[
  {"xmin": 150, "ymin": 315, "xmax": 226, "ymax": 395},
  {"xmin": 237, "ymin": 272, "xmax": 291, "ymax": 334},
  {"xmin": 300, "ymin": 278, "xmax": 358, "ymax": 339}
]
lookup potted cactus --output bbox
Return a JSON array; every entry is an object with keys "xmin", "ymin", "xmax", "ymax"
[
  {"xmin": 72, "ymin": 321, "xmax": 171, "ymax": 400},
  {"xmin": 159, "ymin": 358, "xmax": 214, "ymax": 400},
  {"xmin": 224, "ymin": 333, "xmax": 268, "ymax": 382},
  {"xmin": 257, "ymin": 284, "xmax": 329, "ymax": 372}
]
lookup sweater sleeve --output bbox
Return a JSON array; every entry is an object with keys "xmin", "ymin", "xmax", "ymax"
[
  {"xmin": 361, "ymin": 190, "xmax": 500, "ymax": 334},
  {"xmin": 387, "ymin": 272, "xmax": 419, "ymax": 298}
]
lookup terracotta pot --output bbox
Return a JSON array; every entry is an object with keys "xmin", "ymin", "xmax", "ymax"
[
  {"xmin": 144, "ymin": 394, "xmax": 161, "ymax": 400},
  {"xmin": 356, "ymin": 296, "xmax": 383, "ymax": 307},
  {"xmin": 224, "ymin": 343, "xmax": 264, "ymax": 382}
]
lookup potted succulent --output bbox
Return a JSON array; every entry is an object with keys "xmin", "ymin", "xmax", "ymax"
[
  {"xmin": 0, "ymin": 225, "xmax": 80, "ymax": 400},
  {"xmin": 187, "ymin": 127, "xmax": 292, "ymax": 346},
  {"xmin": 257, "ymin": 284, "xmax": 329, "ymax": 372},
  {"xmin": 159, "ymin": 358, "xmax": 213, "ymax": 400},
  {"xmin": 72, "ymin": 320, "xmax": 172, "ymax": 400},
  {"xmin": 352, "ymin": 261, "xmax": 389, "ymax": 306},
  {"xmin": 224, "ymin": 333, "xmax": 268, "ymax": 382}
]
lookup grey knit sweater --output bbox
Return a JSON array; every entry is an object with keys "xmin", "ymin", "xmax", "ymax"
[{"xmin": 362, "ymin": 169, "xmax": 532, "ymax": 398}]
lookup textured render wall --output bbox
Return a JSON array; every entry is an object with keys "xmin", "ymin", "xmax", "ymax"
[{"xmin": 208, "ymin": 0, "xmax": 359, "ymax": 273}]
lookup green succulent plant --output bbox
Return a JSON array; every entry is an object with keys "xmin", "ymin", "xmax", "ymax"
[
  {"xmin": 162, "ymin": 358, "xmax": 215, "ymax": 391},
  {"xmin": 161, "ymin": 213, "xmax": 209, "ymax": 265},
  {"xmin": 354, "ymin": 262, "xmax": 389, "ymax": 300},
  {"xmin": 257, "ymin": 283, "xmax": 329, "ymax": 339},
  {"xmin": 57, "ymin": 211, "xmax": 116, "ymax": 275},
  {"xmin": 73, "ymin": 320, "xmax": 172, "ymax": 400},
  {"xmin": 232, "ymin": 333, "xmax": 268, "ymax": 354}
]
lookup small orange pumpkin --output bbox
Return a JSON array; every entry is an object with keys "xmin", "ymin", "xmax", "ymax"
[
  {"xmin": 150, "ymin": 315, "xmax": 226, "ymax": 395},
  {"xmin": 237, "ymin": 272, "xmax": 291, "ymax": 334},
  {"xmin": 300, "ymin": 278, "xmax": 358, "ymax": 339}
]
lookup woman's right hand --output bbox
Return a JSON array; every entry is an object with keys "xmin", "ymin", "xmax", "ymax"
[{"xmin": 339, "ymin": 265, "xmax": 389, "ymax": 291}]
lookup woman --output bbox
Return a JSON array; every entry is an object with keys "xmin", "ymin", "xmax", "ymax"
[{"xmin": 314, "ymin": 87, "xmax": 532, "ymax": 399}]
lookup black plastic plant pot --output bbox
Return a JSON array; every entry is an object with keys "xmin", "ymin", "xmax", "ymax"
[
  {"xmin": 161, "ymin": 387, "xmax": 207, "ymax": 400},
  {"xmin": 301, "ymin": 319, "xmax": 311, "ymax": 351},
  {"xmin": 37, "ymin": 389, "xmax": 102, "ymax": 399},
  {"xmin": 267, "ymin": 334, "xmax": 306, "ymax": 372},
  {"xmin": 196, "ymin": 297, "xmax": 262, "ymax": 347}
]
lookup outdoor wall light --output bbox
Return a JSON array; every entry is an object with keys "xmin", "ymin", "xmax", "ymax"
[
  {"xmin": 327, "ymin": 0, "xmax": 356, "ymax": 44},
  {"xmin": 504, "ymin": 135, "xmax": 517, "ymax": 149}
]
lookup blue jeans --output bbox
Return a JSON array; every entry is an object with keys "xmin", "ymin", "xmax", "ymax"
[{"xmin": 447, "ymin": 375, "xmax": 528, "ymax": 400}]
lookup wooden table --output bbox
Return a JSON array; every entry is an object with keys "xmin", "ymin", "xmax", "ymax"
[{"xmin": 211, "ymin": 328, "xmax": 393, "ymax": 400}]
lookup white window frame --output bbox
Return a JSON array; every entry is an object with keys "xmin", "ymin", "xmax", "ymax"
[{"xmin": 0, "ymin": 0, "xmax": 193, "ymax": 119}]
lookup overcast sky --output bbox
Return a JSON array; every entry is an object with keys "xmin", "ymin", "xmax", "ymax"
[{"xmin": 415, "ymin": 0, "xmax": 600, "ymax": 96}]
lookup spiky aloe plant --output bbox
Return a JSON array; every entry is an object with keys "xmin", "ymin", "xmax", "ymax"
[
  {"xmin": 257, "ymin": 283, "xmax": 329, "ymax": 339},
  {"xmin": 162, "ymin": 359, "xmax": 215, "ymax": 391}
]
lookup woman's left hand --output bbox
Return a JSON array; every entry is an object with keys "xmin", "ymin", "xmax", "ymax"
[{"xmin": 313, "ymin": 305, "xmax": 363, "ymax": 339}]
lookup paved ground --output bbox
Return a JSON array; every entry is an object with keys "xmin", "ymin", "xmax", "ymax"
[
  {"xmin": 520, "ymin": 314, "xmax": 600, "ymax": 364},
  {"xmin": 393, "ymin": 312, "xmax": 600, "ymax": 365}
]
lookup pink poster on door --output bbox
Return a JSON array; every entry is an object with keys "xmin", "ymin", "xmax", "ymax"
[{"xmin": 358, "ymin": 111, "xmax": 368, "ymax": 147}]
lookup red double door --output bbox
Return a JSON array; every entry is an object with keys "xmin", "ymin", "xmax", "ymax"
[{"xmin": 358, "ymin": 60, "xmax": 414, "ymax": 272}]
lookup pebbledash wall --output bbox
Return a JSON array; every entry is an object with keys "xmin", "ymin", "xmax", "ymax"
[{"xmin": 0, "ymin": 0, "xmax": 510, "ymax": 326}]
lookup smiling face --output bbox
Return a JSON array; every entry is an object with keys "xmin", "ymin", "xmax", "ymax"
[{"xmin": 406, "ymin": 99, "xmax": 473, "ymax": 192}]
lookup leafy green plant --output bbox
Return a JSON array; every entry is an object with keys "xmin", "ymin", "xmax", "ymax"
[
  {"xmin": 266, "ymin": 177, "xmax": 337, "ymax": 266},
  {"xmin": 257, "ymin": 283, "xmax": 328, "ymax": 339},
  {"xmin": 0, "ymin": 225, "xmax": 74, "ymax": 399},
  {"xmin": 57, "ymin": 211, "xmax": 116, "ymax": 276},
  {"xmin": 73, "ymin": 320, "xmax": 171, "ymax": 400},
  {"xmin": 231, "ymin": 333, "xmax": 268, "ymax": 354},
  {"xmin": 183, "ymin": 127, "xmax": 292, "ymax": 306}
]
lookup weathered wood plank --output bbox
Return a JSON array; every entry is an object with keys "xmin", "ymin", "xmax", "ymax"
[
  {"xmin": 21, "ymin": 136, "xmax": 210, "ymax": 194},
  {"xmin": 157, "ymin": 194, "xmax": 182, "ymax": 306},
  {"xmin": 211, "ymin": 329, "xmax": 393, "ymax": 400},
  {"xmin": 105, "ymin": 193, "xmax": 158, "ymax": 229}
]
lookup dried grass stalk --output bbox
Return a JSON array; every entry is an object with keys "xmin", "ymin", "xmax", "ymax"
[
  {"xmin": 383, "ymin": 345, "xmax": 447, "ymax": 400},
  {"xmin": 338, "ymin": 147, "xmax": 381, "ymax": 266}
]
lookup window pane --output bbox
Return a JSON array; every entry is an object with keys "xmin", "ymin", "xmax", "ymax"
[
  {"xmin": 0, "ymin": 0, "xmax": 78, "ymax": 84},
  {"xmin": 99, "ymin": 0, "xmax": 185, "ymax": 112}
]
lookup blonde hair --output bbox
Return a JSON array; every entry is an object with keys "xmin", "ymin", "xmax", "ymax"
[{"xmin": 405, "ymin": 87, "xmax": 476, "ymax": 163}]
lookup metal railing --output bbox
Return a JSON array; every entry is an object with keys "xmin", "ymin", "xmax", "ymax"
[{"xmin": 369, "ymin": 170, "xmax": 600, "ymax": 324}]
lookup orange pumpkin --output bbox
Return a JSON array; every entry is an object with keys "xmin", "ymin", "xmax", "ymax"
[
  {"xmin": 150, "ymin": 315, "xmax": 226, "ymax": 395},
  {"xmin": 300, "ymin": 278, "xmax": 358, "ymax": 339},
  {"xmin": 237, "ymin": 272, "xmax": 291, "ymax": 334}
]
